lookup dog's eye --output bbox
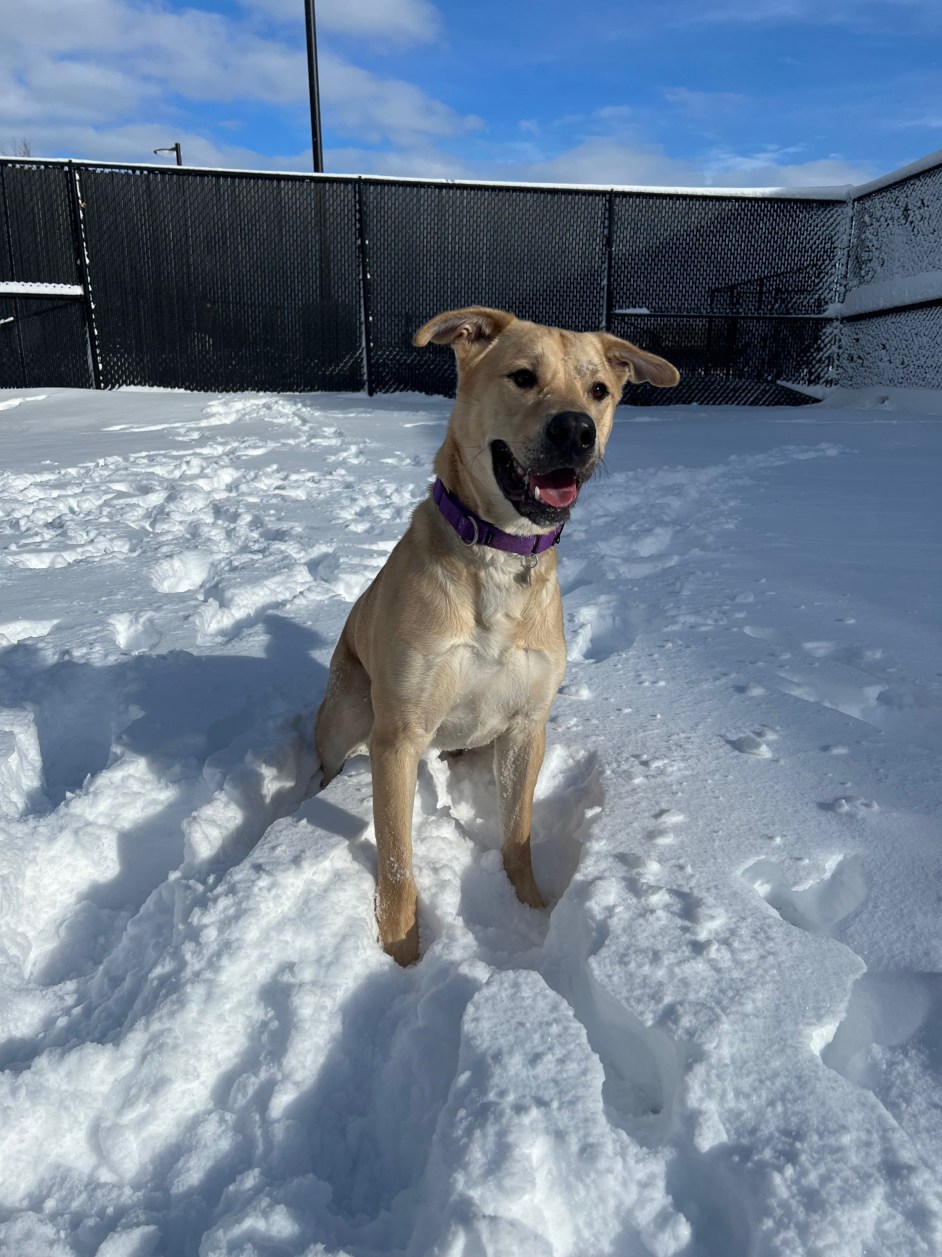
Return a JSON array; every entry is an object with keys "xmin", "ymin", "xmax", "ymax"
[
  {"xmin": 590, "ymin": 381, "xmax": 609, "ymax": 401},
  {"xmin": 509, "ymin": 369, "xmax": 537, "ymax": 390}
]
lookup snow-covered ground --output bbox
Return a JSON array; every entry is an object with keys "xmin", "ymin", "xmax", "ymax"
[{"xmin": 0, "ymin": 385, "xmax": 940, "ymax": 1257}]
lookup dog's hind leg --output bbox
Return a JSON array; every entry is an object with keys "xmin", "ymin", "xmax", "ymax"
[{"xmin": 315, "ymin": 636, "xmax": 373, "ymax": 788}]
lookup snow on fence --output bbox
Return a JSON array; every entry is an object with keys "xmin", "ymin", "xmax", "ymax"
[{"xmin": 0, "ymin": 152, "xmax": 939, "ymax": 402}]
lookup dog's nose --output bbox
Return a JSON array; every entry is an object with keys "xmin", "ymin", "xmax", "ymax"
[{"xmin": 545, "ymin": 411, "xmax": 596, "ymax": 461}]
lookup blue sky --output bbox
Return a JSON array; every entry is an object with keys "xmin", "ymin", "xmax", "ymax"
[{"xmin": 1, "ymin": 0, "xmax": 940, "ymax": 187}]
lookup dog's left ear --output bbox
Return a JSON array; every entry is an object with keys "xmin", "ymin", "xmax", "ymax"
[
  {"xmin": 599, "ymin": 333, "xmax": 681, "ymax": 388},
  {"xmin": 413, "ymin": 307, "xmax": 516, "ymax": 357}
]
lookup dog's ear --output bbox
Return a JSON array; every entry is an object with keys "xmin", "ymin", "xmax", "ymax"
[
  {"xmin": 598, "ymin": 333, "xmax": 681, "ymax": 388},
  {"xmin": 413, "ymin": 307, "xmax": 516, "ymax": 357}
]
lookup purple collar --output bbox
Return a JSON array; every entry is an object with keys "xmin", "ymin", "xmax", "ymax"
[{"xmin": 432, "ymin": 479, "xmax": 563, "ymax": 556}]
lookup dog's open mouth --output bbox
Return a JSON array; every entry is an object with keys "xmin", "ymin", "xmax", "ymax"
[{"xmin": 490, "ymin": 439, "xmax": 582, "ymax": 523}]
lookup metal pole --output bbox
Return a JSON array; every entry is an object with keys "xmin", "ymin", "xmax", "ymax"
[
  {"xmin": 603, "ymin": 189, "xmax": 615, "ymax": 333},
  {"xmin": 66, "ymin": 161, "xmax": 104, "ymax": 389},
  {"xmin": 303, "ymin": 0, "xmax": 324, "ymax": 173},
  {"xmin": 355, "ymin": 179, "xmax": 373, "ymax": 394},
  {"xmin": 153, "ymin": 144, "xmax": 183, "ymax": 166}
]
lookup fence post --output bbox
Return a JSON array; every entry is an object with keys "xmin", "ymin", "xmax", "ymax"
[
  {"xmin": 355, "ymin": 178, "xmax": 374, "ymax": 396},
  {"xmin": 66, "ymin": 161, "xmax": 103, "ymax": 389},
  {"xmin": 603, "ymin": 189, "xmax": 615, "ymax": 332},
  {"xmin": 828, "ymin": 192, "xmax": 857, "ymax": 389}
]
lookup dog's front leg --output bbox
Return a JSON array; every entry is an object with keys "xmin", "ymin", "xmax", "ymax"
[
  {"xmin": 494, "ymin": 720, "xmax": 548, "ymax": 910},
  {"xmin": 370, "ymin": 725, "xmax": 427, "ymax": 966}
]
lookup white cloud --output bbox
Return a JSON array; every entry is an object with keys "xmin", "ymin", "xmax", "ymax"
[
  {"xmin": 0, "ymin": 0, "xmax": 471, "ymax": 167},
  {"xmin": 664, "ymin": 88, "xmax": 748, "ymax": 117},
  {"xmin": 700, "ymin": 144, "xmax": 871, "ymax": 185},
  {"xmin": 251, "ymin": 0, "xmax": 442, "ymax": 45},
  {"xmin": 327, "ymin": 145, "xmax": 469, "ymax": 179},
  {"xmin": 319, "ymin": 51, "xmax": 482, "ymax": 145},
  {"xmin": 499, "ymin": 137, "xmax": 703, "ymax": 187},
  {"xmin": 893, "ymin": 115, "xmax": 942, "ymax": 130},
  {"xmin": 713, "ymin": 156, "xmax": 874, "ymax": 187},
  {"xmin": 676, "ymin": 0, "xmax": 941, "ymax": 29},
  {"xmin": 0, "ymin": 2, "xmax": 305, "ymax": 109},
  {"xmin": 0, "ymin": 0, "xmax": 880, "ymax": 187},
  {"xmin": 0, "ymin": 120, "xmax": 311, "ymax": 172},
  {"xmin": 324, "ymin": 135, "xmax": 872, "ymax": 190}
]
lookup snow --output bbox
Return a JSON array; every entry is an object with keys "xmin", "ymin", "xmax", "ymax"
[
  {"xmin": 0, "ymin": 282, "xmax": 85, "ymax": 298},
  {"xmin": 826, "ymin": 271, "xmax": 942, "ymax": 318},
  {"xmin": 1, "ymin": 384, "xmax": 941, "ymax": 1257},
  {"xmin": 848, "ymin": 146, "xmax": 942, "ymax": 198}
]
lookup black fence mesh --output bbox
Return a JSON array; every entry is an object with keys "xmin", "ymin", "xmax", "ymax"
[
  {"xmin": 0, "ymin": 156, "xmax": 938, "ymax": 403},
  {"xmin": 79, "ymin": 167, "xmax": 363, "ymax": 391},
  {"xmin": 834, "ymin": 163, "xmax": 942, "ymax": 390},
  {"xmin": 838, "ymin": 306, "xmax": 942, "ymax": 390},
  {"xmin": 608, "ymin": 192, "xmax": 844, "ymax": 404},
  {"xmin": 847, "ymin": 164, "xmax": 942, "ymax": 292},
  {"xmin": 612, "ymin": 312, "xmax": 837, "ymax": 406},
  {"xmin": 0, "ymin": 162, "xmax": 91, "ymax": 388},
  {"xmin": 360, "ymin": 180, "xmax": 608, "ymax": 395},
  {"xmin": 610, "ymin": 192, "xmax": 845, "ymax": 316}
]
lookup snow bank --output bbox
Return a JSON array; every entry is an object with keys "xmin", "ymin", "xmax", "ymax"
[{"xmin": 0, "ymin": 387, "xmax": 940, "ymax": 1256}]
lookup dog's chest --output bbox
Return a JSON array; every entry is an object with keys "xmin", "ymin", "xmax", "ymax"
[{"xmin": 431, "ymin": 564, "xmax": 558, "ymax": 750}]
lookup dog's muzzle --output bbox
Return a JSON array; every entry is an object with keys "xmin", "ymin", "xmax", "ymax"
[
  {"xmin": 490, "ymin": 411, "xmax": 598, "ymax": 526},
  {"xmin": 545, "ymin": 411, "xmax": 596, "ymax": 463}
]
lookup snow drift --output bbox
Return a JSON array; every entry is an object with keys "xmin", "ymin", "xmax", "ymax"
[{"xmin": 0, "ymin": 386, "xmax": 940, "ymax": 1257}]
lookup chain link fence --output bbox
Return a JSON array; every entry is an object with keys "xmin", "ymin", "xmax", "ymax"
[
  {"xmin": 835, "ymin": 161, "xmax": 942, "ymax": 391},
  {"xmin": 1, "ymin": 155, "xmax": 939, "ymax": 403}
]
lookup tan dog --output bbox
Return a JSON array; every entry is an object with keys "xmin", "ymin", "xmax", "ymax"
[{"xmin": 315, "ymin": 307, "xmax": 679, "ymax": 964}]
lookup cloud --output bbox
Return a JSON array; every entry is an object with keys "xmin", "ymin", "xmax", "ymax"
[
  {"xmin": 0, "ymin": 121, "xmax": 312, "ymax": 172},
  {"xmin": 0, "ymin": 0, "xmax": 882, "ymax": 188},
  {"xmin": 250, "ymin": 0, "xmax": 443, "ymax": 45},
  {"xmin": 0, "ymin": 0, "xmax": 471, "ymax": 166},
  {"xmin": 496, "ymin": 137, "xmax": 703, "ymax": 187},
  {"xmin": 0, "ymin": 2, "xmax": 306, "ymax": 109},
  {"xmin": 325, "ymin": 135, "xmax": 872, "ymax": 190},
  {"xmin": 663, "ymin": 88, "xmax": 748, "ymax": 117},
  {"xmin": 319, "ymin": 52, "xmax": 482, "ymax": 145},
  {"xmin": 675, "ymin": 0, "xmax": 942, "ymax": 30},
  {"xmin": 892, "ymin": 115, "xmax": 942, "ymax": 131},
  {"xmin": 327, "ymin": 145, "xmax": 469, "ymax": 179},
  {"xmin": 699, "ymin": 144, "xmax": 871, "ymax": 185}
]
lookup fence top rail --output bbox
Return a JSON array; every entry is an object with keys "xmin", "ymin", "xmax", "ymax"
[
  {"xmin": 848, "ymin": 146, "xmax": 942, "ymax": 200},
  {"xmin": 0, "ymin": 153, "xmax": 851, "ymax": 202}
]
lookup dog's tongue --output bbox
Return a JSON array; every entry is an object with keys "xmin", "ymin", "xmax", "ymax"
[{"xmin": 529, "ymin": 469, "xmax": 579, "ymax": 510}]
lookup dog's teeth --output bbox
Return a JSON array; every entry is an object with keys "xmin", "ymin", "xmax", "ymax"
[{"xmin": 533, "ymin": 485, "xmax": 542, "ymax": 501}]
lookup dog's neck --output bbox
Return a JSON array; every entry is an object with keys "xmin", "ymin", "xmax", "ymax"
[
  {"xmin": 432, "ymin": 479, "xmax": 563, "ymax": 558},
  {"xmin": 432, "ymin": 431, "xmax": 562, "ymax": 554}
]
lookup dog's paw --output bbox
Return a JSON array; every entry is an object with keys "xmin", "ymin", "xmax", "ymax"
[
  {"xmin": 377, "ymin": 880, "xmax": 420, "ymax": 966},
  {"xmin": 503, "ymin": 851, "xmax": 547, "ymax": 911},
  {"xmin": 512, "ymin": 875, "xmax": 547, "ymax": 912},
  {"xmin": 383, "ymin": 922, "xmax": 420, "ymax": 967}
]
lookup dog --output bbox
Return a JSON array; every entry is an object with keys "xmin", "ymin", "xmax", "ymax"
[{"xmin": 315, "ymin": 307, "xmax": 680, "ymax": 964}]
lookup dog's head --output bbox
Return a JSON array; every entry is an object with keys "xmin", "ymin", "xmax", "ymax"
[{"xmin": 415, "ymin": 307, "xmax": 680, "ymax": 534}]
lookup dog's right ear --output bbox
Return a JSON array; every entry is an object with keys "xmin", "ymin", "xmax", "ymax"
[{"xmin": 413, "ymin": 307, "xmax": 516, "ymax": 357}]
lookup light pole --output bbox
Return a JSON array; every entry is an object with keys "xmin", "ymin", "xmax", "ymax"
[
  {"xmin": 303, "ymin": 0, "xmax": 324, "ymax": 172},
  {"xmin": 153, "ymin": 143, "xmax": 183, "ymax": 166}
]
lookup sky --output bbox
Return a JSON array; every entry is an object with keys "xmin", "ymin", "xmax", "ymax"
[{"xmin": 1, "ymin": 0, "xmax": 941, "ymax": 188}]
